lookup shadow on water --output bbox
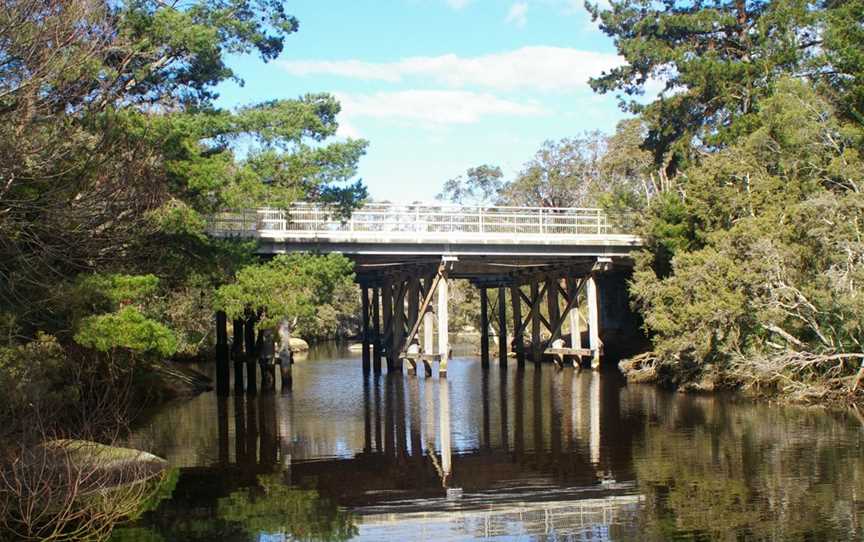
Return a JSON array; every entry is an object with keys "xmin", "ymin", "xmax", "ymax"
[{"xmin": 114, "ymin": 344, "xmax": 864, "ymax": 541}]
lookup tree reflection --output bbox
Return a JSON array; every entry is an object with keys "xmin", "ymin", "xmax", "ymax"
[
  {"xmin": 628, "ymin": 396, "xmax": 864, "ymax": 541},
  {"xmin": 218, "ymin": 474, "xmax": 357, "ymax": 541}
]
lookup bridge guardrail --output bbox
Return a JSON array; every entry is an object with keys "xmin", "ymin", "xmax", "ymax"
[{"xmin": 207, "ymin": 203, "xmax": 637, "ymax": 239}]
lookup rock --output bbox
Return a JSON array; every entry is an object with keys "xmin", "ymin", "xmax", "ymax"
[
  {"xmin": 42, "ymin": 440, "xmax": 168, "ymax": 484},
  {"xmin": 288, "ymin": 337, "xmax": 309, "ymax": 352}
]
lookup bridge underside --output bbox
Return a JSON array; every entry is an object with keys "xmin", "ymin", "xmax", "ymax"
[{"xmin": 346, "ymin": 250, "xmax": 635, "ymax": 378}]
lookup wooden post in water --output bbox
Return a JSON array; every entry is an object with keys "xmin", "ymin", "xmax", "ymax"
[
  {"xmin": 372, "ymin": 287, "xmax": 382, "ymax": 374},
  {"xmin": 587, "ymin": 275, "xmax": 602, "ymax": 369},
  {"xmin": 382, "ymin": 280, "xmax": 393, "ymax": 371},
  {"xmin": 422, "ymin": 307, "xmax": 434, "ymax": 377},
  {"xmin": 391, "ymin": 281, "xmax": 405, "ymax": 372},
  {"xmin": 510, "ymin": 284, "xmax": 525, "ymax": 368},
  {"xmin": 479, "ymin": 287, "xmax": 490, "ymax": 369},
  {"xmin": 406, "ymin": 278, "xmax": 419, "ymax": 375},
  {"xmin": 438, "ymin": 273, "xmax": 449, "ymax": 376},
  {"xmin": 531, "ymin": 280, "xmax": 542, "ymax": 363},
  {"xmin": 215, "ymin": 311, "xmax": 230, "ymax": 396},
  {"xmin": 232, "ymin": 318, "xmax": 245, "ymax": 394},
  {"xmin": 244, "ymin": 313, "xmax": 257, "ymax": 395},
  {"xmin": 498, "ymin": 286, "xmax": 508, "ymax": 368},
  {"xmin": 569, "ymin": 278, "xmax": 582, "ymax": 368},
  {"xmin": 361, "ymin": 286, "xmax": 371, "ymax": 375}
]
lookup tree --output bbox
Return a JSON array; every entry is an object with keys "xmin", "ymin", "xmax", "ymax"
[
  {"xmin": 502, "ymin": 134, "xmax": 606, "ymax": 207},
  {"xmin": 214, "ymin": 254, "xmax": 356, "ymax": 339},
  {"xmin": 437, "ymin": 165, "xmax": 504, "ymax": 206},
  {"xmin": 0, "ymin": 0, "xmax": 368, "ymax": 343},
  {"xmin": 629, "ymin": 78, "xmax": 864, "ymax": 400},
  {"xmin": 586, "ymin": 0, "xmax": 823, "ymax": 170}
]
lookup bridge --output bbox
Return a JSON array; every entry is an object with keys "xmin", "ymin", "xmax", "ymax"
[{"xmin": 208, "ymin": 203, "xmax": 643, "ymax": 394}]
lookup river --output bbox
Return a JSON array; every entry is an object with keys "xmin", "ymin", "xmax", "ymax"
[{"xmin": 112, "ymin": 343, "xmax": 864, "ymax": 541}]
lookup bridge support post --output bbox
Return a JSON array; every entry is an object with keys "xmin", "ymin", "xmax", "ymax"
[
  {"xmin": 215, "ymin": 311, "xmax": 230, "ymax": 397},
  {"xmin": 244, "ymin": 313, "xmax": 257, "ymax": 395},
  {"xmin": 587, "ymin": 276, "xmax": 602, "ymax": 369},
  {"xmin": 391, "ymin": 280, "xmax": 405, "ymax": 372},
  {"xmin": 498, "ymin": 286, "xmax": 507, "ymax": 368},
  {"xmin": 531, "ymin": 280, "xmax": 542, "ymax": 363},
  {"xmin": 372, "ymin": 287, "xmax": 382, "ymax": 374},
  {"xmin": 422, "ymin": 307, "xmax": 434, "ymax": 377},
  {"xmin": 406, "ymin": 278, "xmax": 419, "ymax": 375},
  {"xmin": 510, "ymin": 284, "xmax": 525, "ymax": 368},
  {"xmin": 438, "ymin": 274, "xmax": 449, "ymax": 377},
  {"xmin": 382, "ymin": 280, "xmax": 393, "ymax": 372},
  {"xmin": 479, "ymin": 287, "xmax": 489, "ymax": 369},
  {"xmin": 232, "ymin": 318, "xmax": 244, "ymax": 394},
  {"xmin": 569, "ymin": 278, "xmax": 582, "ymax": 368},
  {"xmin": 361, "ymin": 286, "xmax": 371, "ymax": 375}
]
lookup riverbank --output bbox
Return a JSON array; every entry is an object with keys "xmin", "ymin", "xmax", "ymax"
[{"xmin": 618, "ymin": 351, "xmax": 864, "ymax": 407}]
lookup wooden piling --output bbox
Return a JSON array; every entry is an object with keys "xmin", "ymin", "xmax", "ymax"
[
  {"xmin": 587, "ymin": 275, "xmax": 601, "ymax": 369},
  {"xmin": 215, "ymin": 311, "xmax": 230, "ymax": 396},
  {"xmin": 382, "ymin": 280, "xmax": 393, "ymax": 371},
  {"xmin": 498, "ymin": 286, "xmax": 507, "ymax": 368},
  {"xmin": 531, "ymin": 280, "xmax": 542, "ymax": 363},
  {"xmin": 391, "ymin": 281, "xmax": 404, "ymax": 372},
  {"xmin": 438, "ymin": 274, "xmax": 449, "ymax": 376},
  {"xmin": 479, "ymin": 287, "xmax": 490, "ymax": 369},
  {"xmin": 361, "ymin": 286, "xmax": 371, "ymax": 375},
  {"xmin": 510, "ymin": 284, "xmax": 525, "ymax": 368},
  {"xmin": 372, "ymin": 287, "xmax": 382, "ymax": 374},
  {"xmin": 406, "ymin": 278, "xmax": 419, "ymax": 375},
  {"xmin": 546, "ymin": 277, "xmax": 560, "ymax": 351}
]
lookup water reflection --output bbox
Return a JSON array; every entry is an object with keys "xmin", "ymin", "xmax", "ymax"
[{"xmin": 116, "ymin": 346, "xmax": 864, "ymax": 541}]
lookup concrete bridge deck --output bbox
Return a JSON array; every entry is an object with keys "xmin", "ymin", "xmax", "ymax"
[{"xmin": 207, "ymin": 202, "xmax": 641, "ymax": 257}]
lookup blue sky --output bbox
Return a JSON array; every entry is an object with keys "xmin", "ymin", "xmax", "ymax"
[{"xmin": 216, "ymin": 0, "xmax": 630, "ymax": 202}]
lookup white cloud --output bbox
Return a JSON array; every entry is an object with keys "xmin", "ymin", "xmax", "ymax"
[
  {"xmin": 505, "ymin": 2, "xmax": 529, "ymax": 27},
  {"xmin": 335, "ymin": 90, "xmax": 545, "ymax": 127},
  {"xmin": 281, "ymin": 46, "xmax": 622, "ymax": 92},
  {"xmin": 336, "ymin": 118, "xmax": 361, "ymax": 139}
]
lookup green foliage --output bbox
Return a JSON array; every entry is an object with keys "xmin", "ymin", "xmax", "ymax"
[
  {"xmin": 587, "ymin": 0, "xmax": 824, "ymax": 168},
  {"xmin": 75, "ymin": 307, "xmax": 178, "ymax": 357},
  {"xmin": 437, "ymin": 165, "xmax": 504, "ymax": 205},
  {"xmin": 215, "ymin": 254, "xmax": 356, "ymax": 338},
  {"xmin": 217, "ymin": 474, "xmax": 357, "ymax": 541},
  {"xmin": 77, "ymin": 275, "xmax": 161, "ymax": 310},
  {"xmin": 629, "ymin": 77, "xmax": 864, "ymax": 397}
]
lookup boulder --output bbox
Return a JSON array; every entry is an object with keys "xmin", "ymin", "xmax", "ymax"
[
  {"xmin": 42, "ymin": 440, "xmax": 168, "ymax": 483},
  {"xmin": 287, "ymin": 337, "xmax": 309, "ymax": 352}
]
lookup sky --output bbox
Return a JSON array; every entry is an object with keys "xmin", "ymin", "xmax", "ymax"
[{"xmin": 216, "ymin": 0, "xmax": 630, "ymax": 202}]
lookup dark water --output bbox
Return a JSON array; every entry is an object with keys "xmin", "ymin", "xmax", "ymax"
[{"xmin": 113, "ymin": 344, "xmax": 864, "ymax": 541}]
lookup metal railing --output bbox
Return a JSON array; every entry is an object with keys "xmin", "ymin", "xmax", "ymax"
[{"xmin": 207, "ymin": 202, "xmax": 635, "ymax": 239}]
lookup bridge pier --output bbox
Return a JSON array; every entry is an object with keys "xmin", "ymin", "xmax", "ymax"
[
  {"xmin": 372, "ymin": 287, "xmax": 382, "ymax": 374},
  {"xmin": 497, "ymin": 286, "xmax": 507, "ymax": 368},
  {"xmin": 479, "ymin": 287, "xmax": 490, "ymax": 369},
  {"xmin": 510, "ymin": 284, "xmax": 525, "ymax": 368},
  {"xmin": 361, "ymin": 286, "xmax": 371, "ymax": 375}
]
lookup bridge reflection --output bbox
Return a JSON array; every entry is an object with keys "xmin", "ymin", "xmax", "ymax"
[{"xmin": 181, "ymin": 369, "xmax": 639, "ymax": 507}]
